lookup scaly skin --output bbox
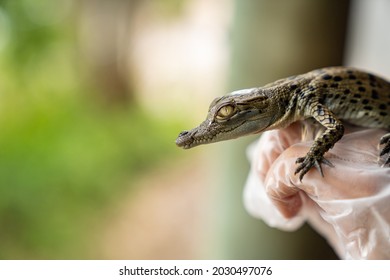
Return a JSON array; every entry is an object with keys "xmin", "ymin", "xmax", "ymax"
[{"xmin": 176, "ymin": 66, "xmax": 390, "ymax": 181}]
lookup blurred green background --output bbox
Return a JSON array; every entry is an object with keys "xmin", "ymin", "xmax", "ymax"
[
  {"xmin": 0, "ymin": 0, "xmax": 186, "ymax": 258},
  {"xmin": 0, "ymin": 0, "xmax": 387, "ymax": 260}
]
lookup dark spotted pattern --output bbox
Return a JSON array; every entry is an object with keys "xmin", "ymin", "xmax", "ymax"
[{"xmin": 288, "ymin": 66, "xmax": 390, "ymax": 179}]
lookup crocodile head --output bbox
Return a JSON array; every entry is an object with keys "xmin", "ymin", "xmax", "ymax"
[{"xmin": 176, "ymin": 88, "xmax": 283, "ymax": 149}]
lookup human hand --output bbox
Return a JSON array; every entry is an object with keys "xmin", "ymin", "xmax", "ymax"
[{"xmin": 243, "ymin": 122, "xmax": 390, "ymax": 259}]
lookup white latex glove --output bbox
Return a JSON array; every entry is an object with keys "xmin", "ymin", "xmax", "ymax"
[{"xmin": 243, "ymin": 122, "xmax": 390, "ymax": 259}]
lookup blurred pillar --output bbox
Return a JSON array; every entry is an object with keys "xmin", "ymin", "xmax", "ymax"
[
  {"xmin": 345, "ymin": 0, "xmax": 390, "ymax": 76},
  {"xmin": 216, "ymin": 0, "xmax": 350, "ymax": 259},
  {"xmin": 78, "ymin": 0, "xmax": 139, "ymax": 105}
]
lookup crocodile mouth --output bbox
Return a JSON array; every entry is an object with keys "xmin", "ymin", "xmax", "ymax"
[
  {"xmin": 175, "ymin": 121, "xmax": 246, "ymax": 149},
  {"xmin": 175, "ymin": 130, "xmax": 215, "ymax": 149}
]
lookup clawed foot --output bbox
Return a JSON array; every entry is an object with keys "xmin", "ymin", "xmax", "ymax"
[
  {"xmin": 379, "ymin": 133, "xmax": 390, "ymax": 166},
  {"xmin": 295, "ymin": 154, "xmax": 334, "ymax": 181}
]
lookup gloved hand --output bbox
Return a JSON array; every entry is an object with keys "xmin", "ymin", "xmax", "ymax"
[{"xmin": 243, "ymin": 122, "xmax": 390, "ymax": 259}]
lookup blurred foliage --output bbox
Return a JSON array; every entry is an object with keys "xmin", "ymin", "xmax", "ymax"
[{"xmin": 0, "ymin": 0, "xmax": 182, "ymax": 258}]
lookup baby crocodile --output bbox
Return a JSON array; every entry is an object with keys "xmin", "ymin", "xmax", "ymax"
[{"xmin": 176, "ymin": 66, "xmax": 390, "ymax": 181}]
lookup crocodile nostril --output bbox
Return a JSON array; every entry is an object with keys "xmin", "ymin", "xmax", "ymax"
[{"xmin": 178, "ymin": 131, "xmax": 189, "ymax": 137}]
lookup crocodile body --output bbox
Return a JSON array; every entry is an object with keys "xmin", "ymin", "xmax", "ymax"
[{"xmin": 176, "ymin": 66, "xmax": 390, "ymax": 180}]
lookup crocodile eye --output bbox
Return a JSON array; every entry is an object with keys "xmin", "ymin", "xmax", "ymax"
[{"xmin": 216, "ymin": 105, "xmax": 236, "ymax": 120}]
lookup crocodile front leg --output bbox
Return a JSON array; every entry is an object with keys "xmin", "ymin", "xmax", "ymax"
[{"xmin": 295, "ymin": 101, "xmax": 344, "ymax": 181}]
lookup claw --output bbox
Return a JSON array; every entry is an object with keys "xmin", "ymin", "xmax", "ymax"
[
  {"xmin": 294, "ymin": 155, "xmax": 334, "ymax": 181},
  {"xmin": 380, "ymin": 143, "xmax": 390, "ymax": 157},
  {"xmin": 321, "ymin": 157, "xmax": 334, "ymax": 167},
  {"xmin": 314, "ymin": 160, "xmax": 323, "ymax": 177},
  {"xmin": 380, "ymin": 153, "xmax": 390, "ymax": 167},
  {"xmin": 385, "ymin": 156, "xmax": 390, "ymax": 166},
  {"xmin": 380, "ymin": 134, "xmax": 390, "ymax": 145}
]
